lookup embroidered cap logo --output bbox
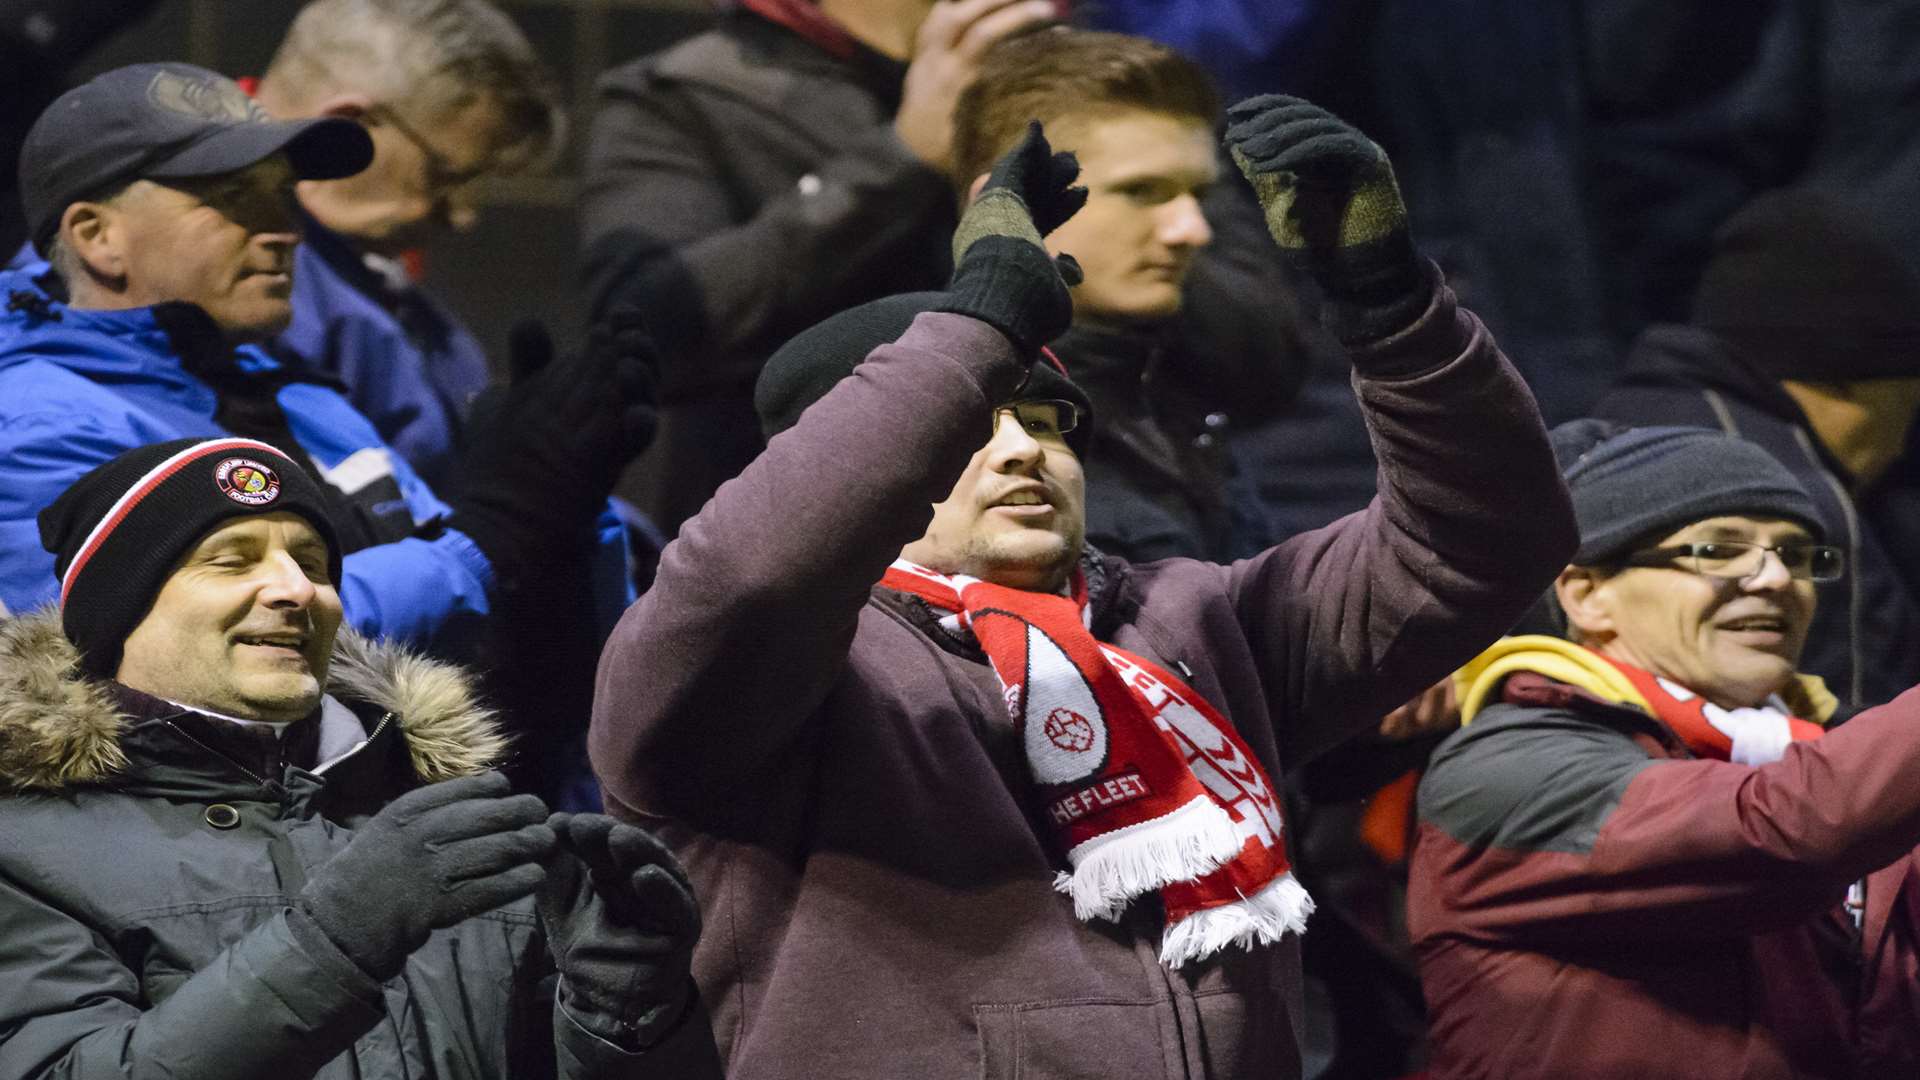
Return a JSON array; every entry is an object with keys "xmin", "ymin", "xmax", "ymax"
[
  {"xmin": 147, "ymin": 70, "xmax": 269, "ymax": 124},
  {"xmin": 214, "ymin": 458, "xmax": 281, "ymax": 506}
]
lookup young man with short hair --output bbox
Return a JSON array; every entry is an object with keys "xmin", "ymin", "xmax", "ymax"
[{"xmin": 950, "ymin": 28, "xmax": 1306, "ymax": 561}]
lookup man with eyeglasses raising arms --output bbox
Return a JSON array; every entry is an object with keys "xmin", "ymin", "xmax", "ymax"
[
  {"xmin": 1409, "ymin": 420, "xmax": 1920, "ymax": 1079},
  {"xmin": 591, "ymin": 103, "xmax": 1577, "ymax": 1077}
]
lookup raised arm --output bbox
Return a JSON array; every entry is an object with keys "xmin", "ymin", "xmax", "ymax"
[
  {"xmin": 1412, "ymin": 686, "xmax": 1920, "ymax": 943},
  {"xmin": 579, "ymin": 1, "xmax": 1055, "ymax": 398},
  {"xmin": 1210, "ymin": 96, "xmax": 1578, "ymax": 763},
  {"xmin": 590, "ymin": 125, "xmax": 1083, "ymax": 819}
]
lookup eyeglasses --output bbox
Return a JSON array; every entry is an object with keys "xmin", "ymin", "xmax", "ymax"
[
  {"xmin": 366, "ymin": 103, "xmax": 488, "ymax": 198},
  {"xmin": 995, "ymin": 399, "xmax": 1081, "ymax": 442},
  {"xmin": 1619, "ymin": 540, "xmax": 1846, "ymax": 582}
]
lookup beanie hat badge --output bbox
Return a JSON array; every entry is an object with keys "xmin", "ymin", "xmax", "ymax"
[
  {"xmin": 41, "ymin": 437, "xmax": 341, "ymax": 677},
  {"xmin": 214, "ymin": 457, "xmax": 282, "ymax": 507}
]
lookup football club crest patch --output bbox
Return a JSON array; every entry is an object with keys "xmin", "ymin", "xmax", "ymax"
[{"xmin": 214, "ymin": 457, "xmax": 281, "ymax": 506}]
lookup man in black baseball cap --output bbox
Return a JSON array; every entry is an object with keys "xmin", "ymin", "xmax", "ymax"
[
  {"xmin": 0, "ymin": 60, "xmax": 661, "ymax": 760},
  {"xmin": 18, "ymin": 61, "xmax": 370, "ymax": 340}
]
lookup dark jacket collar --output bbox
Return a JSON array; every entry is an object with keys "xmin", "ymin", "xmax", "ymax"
[{"xmin": 1621, "ymin": 323, "xmax": 1810, "ymax": 428}]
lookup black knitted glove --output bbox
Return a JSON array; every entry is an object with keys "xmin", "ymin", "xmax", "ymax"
[
  {"xmin": 938, "ymin": 121, "xmax": 1087, "ymax": 354},
  {"xmin": 298, "ymin": 772, "xmax": 555, "ymax": 982},
  {"xmin": 1224, "ymin": 94, "xmax": 1429, "ymax": 343},
  {"xmin": 538, "ymin": 813, "xmax": 701, "ymax": 1050},
  {"xmin": 446, "ymin": 306, "xmax": 659, "ymax": 581}
]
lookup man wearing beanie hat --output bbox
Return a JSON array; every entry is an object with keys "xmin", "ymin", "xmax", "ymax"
[
  {"xmin": 1408, "ymin": 419, "xmax": 1920, "ymax": 1078},
  {"xmin": 0, "ymin": 438, "xmax": 724, "ymax": 1077},
  {"xmin": 0, "ymin": 62, "xmax": 655, "ymax": 673},
  {"xmin": 1594, "ymin": 188, "xmax": 1920, "ymax": 709},
  {"xmin": 591, "ymin": 106, "xmax": 1575, "ymax": 1077}
]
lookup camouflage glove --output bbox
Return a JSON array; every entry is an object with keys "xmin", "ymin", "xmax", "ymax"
[
  {"xmin": 938, "ymin": 120, "xmax": 1087, "ymax": 354},
  {"xmin": 1224, "ymin": 94, "xmax": 1430, "ymax": 343}
]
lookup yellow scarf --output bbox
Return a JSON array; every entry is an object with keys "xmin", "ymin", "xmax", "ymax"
[{"xmin": 1454, "ymin": 635, "xmax": 1837, "ymax": 727}]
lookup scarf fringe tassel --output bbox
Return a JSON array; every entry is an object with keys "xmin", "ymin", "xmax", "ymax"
[
  {"xmin": 1158, "ymin": 872, "xmax": 1316, "ymax": 968},
  {"xmin": 1054, "ymin": 795, "xmax": 1245, "ymax": 921}
]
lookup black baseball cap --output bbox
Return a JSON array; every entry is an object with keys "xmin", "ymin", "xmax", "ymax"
[{"xmin": 19, "ymin": 62, "xmax": 374, "ymax": 254}]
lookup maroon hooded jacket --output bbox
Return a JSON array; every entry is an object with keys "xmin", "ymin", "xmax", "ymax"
[
  {"xmin": 589, "ymin": 286, "xmax": 1574, "ymax": 1079},
  {"xmin": 1410, "ymin": 672, "xmax": 1920, "ymax": 1079}
]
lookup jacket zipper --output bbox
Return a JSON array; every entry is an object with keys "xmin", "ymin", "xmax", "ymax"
[
  {"xmin": 161, "ymin": 715, "xmax": 273, "ymax": 790},
  {"xmin": 312, "ymin": 710, "xmax": 396, "ymax": 775}
]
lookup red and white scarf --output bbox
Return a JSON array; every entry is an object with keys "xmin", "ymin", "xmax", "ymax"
[
  {"xmin": 1600, "ymin": 656, "xmax": 1824, "ymax": 765},
  {"xmin": 881, "ymin": 560, "xmax": 1312, "ymax": 967}
]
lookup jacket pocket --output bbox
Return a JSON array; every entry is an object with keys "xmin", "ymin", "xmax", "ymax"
[{"xmin": 973, "ymin": 998, "xmax": 1172, "ymax": 1080}]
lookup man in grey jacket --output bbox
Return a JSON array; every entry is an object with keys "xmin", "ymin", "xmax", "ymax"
[
  {"xmin": 0, "ymin": 438, "xmax": 719, "ymax": 1078},
  {"xmin": 580, "ymin": 0, "xmax": 1055, "ymax": 532},
  {"xmin": 589, "ymin": 103, "xmax": 1576, "ymax": 1077}
]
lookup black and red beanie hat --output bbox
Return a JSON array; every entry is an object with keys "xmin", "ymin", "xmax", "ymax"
[{"xmin": 37, "ymin": 438, "xmax": 342, "ymax": 677}]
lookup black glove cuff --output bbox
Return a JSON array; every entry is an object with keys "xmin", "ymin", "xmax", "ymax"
[
  {"xmin": 1309, "ymin": 234, "xmax": 1431, "ymax": 344},
  {"xmin": 560, "ymin": 976, "xmax": 695, "ymax": 1051},
  {"xmin": 935, "ymin": 235, "xmax": 1073, "ymax": 355}
]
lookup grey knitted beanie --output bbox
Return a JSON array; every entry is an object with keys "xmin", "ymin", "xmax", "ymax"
[{"xmin": 1549, "ymin": 420, "xmax": 1825, "ymax": 564}]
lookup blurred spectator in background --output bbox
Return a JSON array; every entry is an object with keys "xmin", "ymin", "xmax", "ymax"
[
  {"xmin": 0, "ymin": 65, "xmax": 655, "ymax": 806},
  {"xmin": 1411, "ymin": 420, "xmax": 1920, "ymax": 1078},
  {"xmin": 1595, "ymin": 190, "xmax": 1920, "ymax": 710},
  {"xmin": 951, "ymin": 28, "xmax": 1310, "ymax": 562},
  {"xmin": 253, "ymin": 0, "xmax": 565, "ymax": 490},
  {"xmin": 1, "ymin": 0, "xmax": 164, "ymax": 260},
  {"xmin": 580, "ymin": 0, "xmax": 1055, "ymax": 534}
]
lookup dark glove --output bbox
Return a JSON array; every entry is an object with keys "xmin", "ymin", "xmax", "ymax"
[
  {"xmin": 1224, "ymin": 95, "xmax": 1430, "ymax": 343},
  {"xmin": 446, "ymin": 306, "xmax": 659, "ymax": 581},
  {"xmin": 538, "ymin": 813, "xmax": 701, "ymax": 1050},
  {"xmin": 938, "ymin": 120, "xmax": 1087, "ymax": 354},
  {"xmin": 298, "ymin": 771, "xmax": 555, "ymax": 982}
]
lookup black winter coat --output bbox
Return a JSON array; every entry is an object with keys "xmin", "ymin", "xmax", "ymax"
[{"xmin": 0, "ymin": 612, "xmax": 718, "ymax": 1079}]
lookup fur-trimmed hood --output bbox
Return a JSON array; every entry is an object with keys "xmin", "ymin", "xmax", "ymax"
[{"xmin": 0, "ymin": 608, "xmax": 507, "ymax": 793}]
